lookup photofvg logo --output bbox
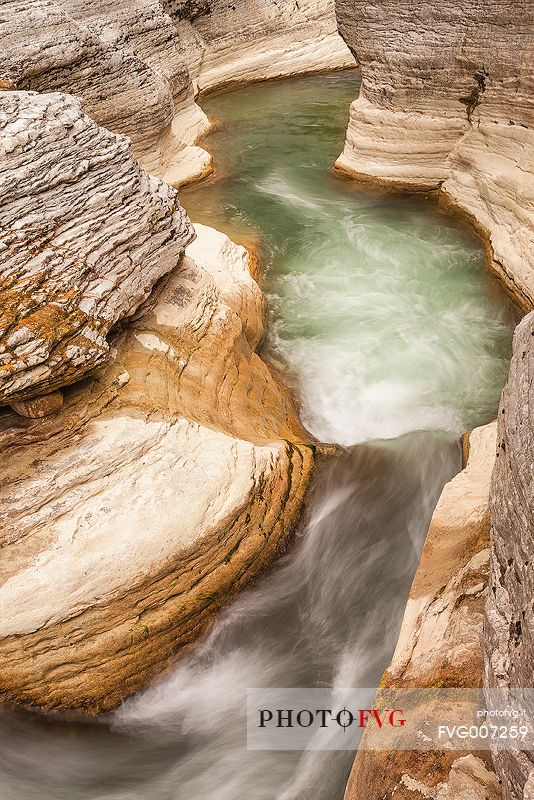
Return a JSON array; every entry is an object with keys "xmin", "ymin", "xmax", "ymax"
[
  {"xmin": 247, "ymin": 689, "xmax": 408, "ymax": 751},
  {"xmin": 246, "ymin": 688, "xmax": 534, "ymax": 751},
  {"xmin": 258, "ymin": 706, "xmax": 406, "ymax": 731}
]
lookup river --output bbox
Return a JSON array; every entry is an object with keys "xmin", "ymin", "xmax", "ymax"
[{"xmin": 0, "ymin": 70, "xmax": 515, "ymax": 800}]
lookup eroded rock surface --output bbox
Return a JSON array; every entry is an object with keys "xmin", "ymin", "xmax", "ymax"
[
  {"xmin": 386, "ymin": 423, "xmax": 496, "ymax": 689},
  {"xmin": 0, "ymin": 0, "xmax": 212, "ymax": 186},
  {"xmin": 334, "ymin": 6, "xmax": 534, "ymax": 797},
  {"xmin": 0, "ymin": 224, "xmax": 314, "ymax": 712},
  {"xmin": 398, "ymin": 756, "xmax": 501, "ymax": 800},
  {"xmin": 0, "ymin": 90, "xmax": 193, "ymax": 404},
  {"xmin": 335, "ymin": 1, "xmax": 534, "ymax": 311},
  {"xmin": 2, "ymin": 0, "xmax": 353, "ymax": 186},
  {"xmin": 0, "ymin": 0, "xmax": 353, "ymax": 716},
  {"xmin": 164, "ymin": 0, "xmax": 354, "ymax": 95},
  {"xmin": 485, "ymin": 312, "xmax": 534, "ymax": 800}
]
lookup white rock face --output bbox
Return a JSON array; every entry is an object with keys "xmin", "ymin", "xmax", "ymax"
[
  {"xmin": 0, "ymin": 223, "xmax": 313, "ymax": 712},
  {"xmin": 0, "ymin": 90, "xmax": 193, "ymax": 404},
  {"xmin": 169, "ymin": 0, "xmax": 354, "ymax": 95},
  {"xmin": 2, "ymin": 0, "xmax": 354, "ymax": 187},
  {"xmin": 0, "ymin": 0, "xmax": 212, "ymax": 187},
  {"xmin": 186, "ymin": 223, "xmax": 267, "ymax": 349},
  {"xmin": 443, "ymin": 124, "xmax": 534, "ymax": 311},
  {"xmin": 0, "ymin": 416, "xmax": 281, "ymax": 637},
  {"xmin": 389, "ymin": 422, "xmax": 497, "ymax": 685}
]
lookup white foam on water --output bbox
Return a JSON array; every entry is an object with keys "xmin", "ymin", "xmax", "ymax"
[
  {"xmin": 255, "ymin": 174, "xmax": 324, "ymax": 212},
  {"xmin": 264, "ymin": 195, "xmax": 512, "ymax": 446}
]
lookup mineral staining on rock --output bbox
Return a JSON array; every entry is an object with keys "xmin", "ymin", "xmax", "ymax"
[
  {"xmin": 10, "ymin": 391, "xmax": 64, "ymax": 419},
  {"xmin": 0, "ymin": 90, "xmax": 193, "ymax": 404},
  {"xmin": 397, "ymin": 756, "xmax": 501, "ymax": 800},
  {"xmin": 0, "ymin": 225, "xmax": 313, "ymax": 712},
  {"xmin": 335, "ymin": 0, "xmax": 534, "ymax": 312}
]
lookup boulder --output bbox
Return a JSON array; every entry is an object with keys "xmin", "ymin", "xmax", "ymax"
[{"xmin": 0, "ymin": 90, "xmax": 193, "ymax": 404}]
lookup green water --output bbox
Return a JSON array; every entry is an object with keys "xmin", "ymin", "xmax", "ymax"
[{"xmin": 183, "ymin": 70, "xmax": 513, "ymax": 444}]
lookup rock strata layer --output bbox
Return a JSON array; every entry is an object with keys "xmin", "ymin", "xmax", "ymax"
[
  {"xmin": 165, "ymin": 0, "xmax": 354, "ymax": 95},
  {"xmin": 334, "ymin": 6, "xmax": 534, "ymax": 796},
  {"xmin": 344, "ymin": 423, "xmax": 500, "ymax": 800},
  {"xmin": 0, "ymin": 90, "xmax": 193, "ymax": 404},
  {"xmin": 0, "ymin": 0, "xmax": 352, "ymax": 715},
  {"xmin": 335, "ymin": 0, "xmax": 534, "ymax": 312},
  {"xmin": 0, "ymin": 0, "xmax": 212, "ymax": 187},
  {"xmin": 2, "ymin": 0, "xmax": 353, "ymax": 187},
  {"xmin": 0, "ymin": 224, "xmax": 314, "ymax": 712}
]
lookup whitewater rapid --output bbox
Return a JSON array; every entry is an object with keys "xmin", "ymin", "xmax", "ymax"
[{"xmin": 183, "ymin": 73, "xmax": 513, "ymax": 448}]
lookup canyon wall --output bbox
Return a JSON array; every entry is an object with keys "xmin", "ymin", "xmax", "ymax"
[
  {"xmin": 0, "ymin": 0, "xmax": 212, "ymax": 187},
  {"xmin": 485, "ymin": 312, "xmax": 534, "ymax": 799},
  {"xmin": 344, "ymin": 424, "xmax": 500, "ymax": 800},
  {"xmin": 164, "ymin": 0, "xmax": 354, "ymax": 95},
  {"xmin": 335, "ymin": 3, "xmax": 534, "ymax": 798}
]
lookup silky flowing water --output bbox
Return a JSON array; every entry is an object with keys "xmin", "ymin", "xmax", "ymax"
[
  {"xmin": 182, "ymin": 71, "xmax": 513, "ymax": 444},
  {"xmin": 0, "ymin": 71, "xmax": 515, "ymax": 800}
]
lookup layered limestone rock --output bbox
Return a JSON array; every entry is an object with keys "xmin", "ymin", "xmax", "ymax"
[
  {"xmin": 0, "ymin": 0, "xmax": 351, "ymax": 714},
  {"xmin": 162, "ymin": 0, "xmax": 354, "ymax": 95},
  {"xmin": 2, "ymin": 0, "xmax": 354, "ymax": 187},
  {"xmin": 344, "ymin": 423, "xmax": 499, "ymax": 799},
  {"xmin": 485, "ymin": 312, "xmax": 534, "ymax": 800},
  {"xmin": 0, "ymin": 90, "xmax": 193, "ymax": 404},
  {"xmin": 0, "ymin": 0, "xmax": 211, "ymax": 186},
  {"xmin": 0, "ymin": 224, "xmax": 314, "ymax": 712},
  {"xmin": 335, "ymin": 1, "xmax": 534, "ymax": 311},
  {"xmin": 396, "ymin": 756, "xmax": 501, "ymax": 800}
]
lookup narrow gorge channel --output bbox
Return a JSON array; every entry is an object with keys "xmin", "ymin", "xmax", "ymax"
[{"xmin": 0, "ymin": 71, "xmax": 516, "ymax": 800}]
